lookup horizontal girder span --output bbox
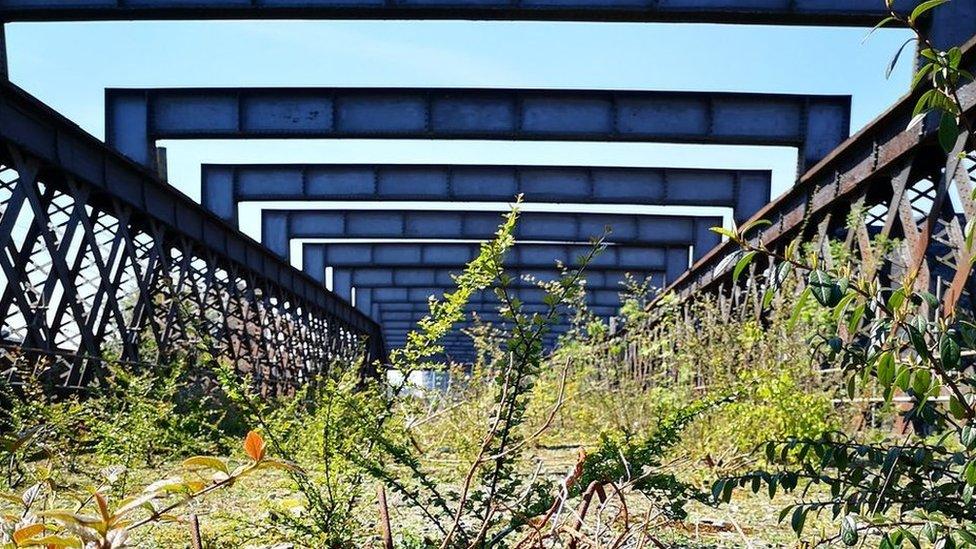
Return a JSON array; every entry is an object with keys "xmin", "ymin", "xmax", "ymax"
[
  {"xmin": 106, "ymin": 87, "xmax": 851, "ymax": 170},
  {"xmin": 0, "ymin": 1, "xmax": 921, "ymax": 24},
  {"xmin": 263, "ymin": 210, "xmax": 723, "ymax": 261},
  {"xmin": 202, "ymin": 163, "xmax": 771, "ymax": 225}
]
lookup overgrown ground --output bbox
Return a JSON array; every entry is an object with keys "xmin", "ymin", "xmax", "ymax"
[{"xmin": 1, "ymin": 211, "xmax": 971, "ymax": 548}]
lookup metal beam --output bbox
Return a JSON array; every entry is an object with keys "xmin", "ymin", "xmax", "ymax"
[
  {"xmin": 107, "ymin": 88, "xmax": 850, "ymax": 170},
  {"xmin": 375, "ymin": 302, "xmax": 618, "ymax": 317},
  {"xmin": 0, "ymin": 1, "xmax": 923, "ymax": 25},
  {"xmin": 302, "ymin": 242, "xmax": 688, "ymax": 283},
  {"xmin": 262, "ymin": 209, "xmax": 722, "ymax": 261},
  {"xmin": 328, "ymin": 266, "xmax": 660, "ymax": 293},
  {"xmin": 365, "ymin": 286, "xmax": 623, "ymax": 308},
  {"xmin": 202, "ymin": 163, "xmax": 771, "ymax": 225}
]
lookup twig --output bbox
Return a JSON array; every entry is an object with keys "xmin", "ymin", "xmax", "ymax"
[{"xmin": 377, "ymin": 484, "xmax": 394, "ymax": 549}]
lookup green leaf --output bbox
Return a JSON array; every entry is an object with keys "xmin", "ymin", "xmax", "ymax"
[
  {"xmin": 888, "ymin": 287, "xmax": 906, "ymax": 311},
  {"xmin": 908, "ymin": 324, "xmax": 930, "ymax": 360},
  {"xmin": 912, "ymin": 368, "xmax": 932, "ymax": 395},
  {"xmin": 961, "ymin": 426, "xmax": 976, "ymax": 450},
  {"xmin": 939, "ymin": 332, "xmax": 961, "ymax": 370},
  {"xmin": 711, "ymin": 480, "xmax": 726, "ymax": 502},
  {"xmin": 738, "ymin": 218, "xmax": 772, "ymax": 238},
  {"xmin": 788, "ymin": 286, "xmax": 812, "ymax": 331},
  {"xmin": 949, "ymin": 396, "xmax": 968, "ymax": 420},
  {"xmin": 709, "ymin": 226, "xmax": 737, "ymax": 241},
  {"xmin": 791, "ymin": 506, "xmax": 807, "ymax": 537},
  {"xmin": 877, "ymin": 351, "xmax": 896, "ymax": 385},
  {"xmin": 841, "ymin": 515, "xmax": 859, "ymax": 546},
  {"xmin": 182, "ymin": 456, "xmax": 229, "ymax": 475},
  {"xmin": 910, "ymin": 0, "xmax": 949, "ymax": 24},
  {"xmin": 938, "ymin": 112, "xmax": 960, "ymax": 153},
  {"xmin": 809, "ymin": 270, "xmax": 841, "ymax": 307},
  {"xmin": 895, "ymin": 364, "xmax": 912, "ymax": 391},
  {"xmin": 733, "ymin": 251, "xmax": 758, "ymax": 285},
  {"xmin": 965, "ymin": 460, "xmax": 976, "ymax": 486},
  {"xmin": 911, "ymin": 62, "xmax": 935, "ymax": 90},
  {"xmin": 913, "ymin": 88, "xmax": 939, "ymax": 117},
  {"xmin": 778, "ymin": 505, "xmax": 793, "ymax": 524},
  {"xmin": 965, "ymin": 217, "xmax": 976, "ymax": 252},
  {"xmin": 887, "ymin": 37, "xmax": 918, "ymax": 78},
  {"xmin": 863, "ymin": 16, "xmax": 897, "ymax": 43},
  {"xmin": 848, "ymin": 303, "xmax": 866, "ymax": 334}
]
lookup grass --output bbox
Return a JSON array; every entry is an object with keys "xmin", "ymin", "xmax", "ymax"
[{"xmin": 100, "ymin": 443, "xmax": 815, "ymax": 548}]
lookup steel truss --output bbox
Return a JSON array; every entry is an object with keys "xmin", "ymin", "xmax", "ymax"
[
  {"xmin": 0, "ymin": 80, "xmax": 384, "ymax": 391},
  {"xmin": 667, "ymin": 36, "xmax": 976, "ymax": 319}
]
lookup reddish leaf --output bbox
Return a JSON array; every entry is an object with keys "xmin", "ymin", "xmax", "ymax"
[
  {"xmin": 243, "ymin": 430, "xmax": 266, "ymax": 462},
  {"xmin": 93, "ymin": 492, "xmax": 111, "ymax": 523},
  {"xmin": 12, "ymin": 523, "xmax": 45, "ymax": 546}
]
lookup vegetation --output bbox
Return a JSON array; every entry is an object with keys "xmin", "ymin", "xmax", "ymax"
[{"xmin": 0, "ymin": 2, "xmax": 973, "ymax": 548}]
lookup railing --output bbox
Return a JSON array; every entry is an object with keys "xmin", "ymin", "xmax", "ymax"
[
  {"xmin": 0, "ymin": 79, "xmax": 385, "ymax": 392},
  {"xmin": 665, "ymin": 35, "xmax": 976, "ymax": 318}
]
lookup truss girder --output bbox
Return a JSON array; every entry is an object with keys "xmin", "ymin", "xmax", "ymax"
[{"xmin": 0, "ymin": 80, "xmax": 383, "ymax": 390}]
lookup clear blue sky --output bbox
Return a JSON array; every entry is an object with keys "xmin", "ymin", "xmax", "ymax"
[{"xmin": 6, "ymin": 21, "xmax": 915, "ymax": 250}]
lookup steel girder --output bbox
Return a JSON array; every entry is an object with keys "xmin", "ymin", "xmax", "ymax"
[
  {"xmin": 262, "ymin": 209, "xmax": 722, "ymax": 261},
  {"xmin": 201, "ymin": 164, "xmax": 771, "ymax": 225},
  {"xmin": 0, "ymin": 80, "xmax": 384, "ymax": 389},
  {"xmin": 106, "ymin": 88, "xmax": 850, "ymax": 170},
  {"xmin": 328, "ymin": 266, "xmax": 661, "ymax": 295},
  {"xmin": 364, "ymin": 286, "xmax": 622, "ymax": 308},
  {"xmin": 670, "ymin": 36, "xmax": 976, "ymax": 317},
  {"xmin": 303, "ymin": 242, "xmax": 685, "ymax": 271},
  {"xmin": 0, "ymin": 0, "xmax": 927, "ymax": 26}
]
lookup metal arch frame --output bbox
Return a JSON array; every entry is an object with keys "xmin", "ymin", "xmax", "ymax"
[
  {"xmin": 201, "ymin": 163, "xmax": 771, "ymax": 226},
  {"xmin": 105, "ymin": 87, "xmax": 851, "ymax": 171},
  {"xmin": 261, "ymin": 209, "xmax": 723, "ymax": 262},
  {"xmin": 0, "ymin": 79, "xmax": 385, "ymax": 389},
  {"xmin": 0, "ymin": 1, "xmax": 922, "ymax": 24}
]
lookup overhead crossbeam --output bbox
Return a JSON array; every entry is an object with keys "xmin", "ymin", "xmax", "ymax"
[
  {"xmin": 0, "ymin": 0, "xmax": 921, "ymax": 24},
  {"xmin": 328, "ymin": 266, "xmax": 660, "ymax": 295},
  {"xmin": 365, "ymin": 286, "xmax": 623, "ymax": 309},
  {"xmin": 262, "ymin": 210, "xmax": 723, "ymax": 261},
  {"xmin": 106, "ymin": 88, "xmax": 850, "ymax": 170},
  {"xmin": 302, "ymin": 242, "xmax": 687, "ymax": 293},
  {"xmin": 202, "ymin": 164, "xmax": 771, "ymax": 225}
]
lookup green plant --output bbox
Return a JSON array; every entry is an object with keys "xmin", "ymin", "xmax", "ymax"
[
  {"xmin": 713, "ymin": 211, "xmax": 976, "ymax": 546},
  {"xmin": 0, "ymin": 430, "xmax": 296, "ymax": 548}
]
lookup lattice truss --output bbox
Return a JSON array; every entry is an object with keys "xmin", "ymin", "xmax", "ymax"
[
  {"xmin": 0, "ymin": 147, "xmax": 367, "ymax": 392},
  {"xmin": 693, "ymin": 144, "xmax": 976, "ymax": 322}
]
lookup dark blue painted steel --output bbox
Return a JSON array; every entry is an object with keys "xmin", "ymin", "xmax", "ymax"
[
  {"xmin": 106, "ymin": 88, "xmax": 850, "ymax": 170},
  {"xmin": 262, "ymin": 210, "xmax": 722, "ymax": 261},
  {"xmin": 302, "ymin": 242, "xmax": 688, "ymax": 281},
  {"xmin": 365, "ymin": 286, "xmax": 625, "ymax": 308},
  {"xmin": 0, "ymin": 0, "xmax": 922, "ymax": 24},
  {"xmin": 202, "ymin": 164, "xmax": 770, "ymax": 225}
]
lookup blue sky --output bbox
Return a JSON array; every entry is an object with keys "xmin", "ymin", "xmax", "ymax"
[{"xmin": 6, "ymin": 21, "xmax": 915, "ymax": 252}]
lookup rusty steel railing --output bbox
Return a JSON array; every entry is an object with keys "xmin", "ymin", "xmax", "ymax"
[
  {"xmin": 0, "ymin": 79, "xmax": 385, "ymax": 392},
  {"xmin": 664, "ymin": 35, "xmax": 976, "ymax": 318}
]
